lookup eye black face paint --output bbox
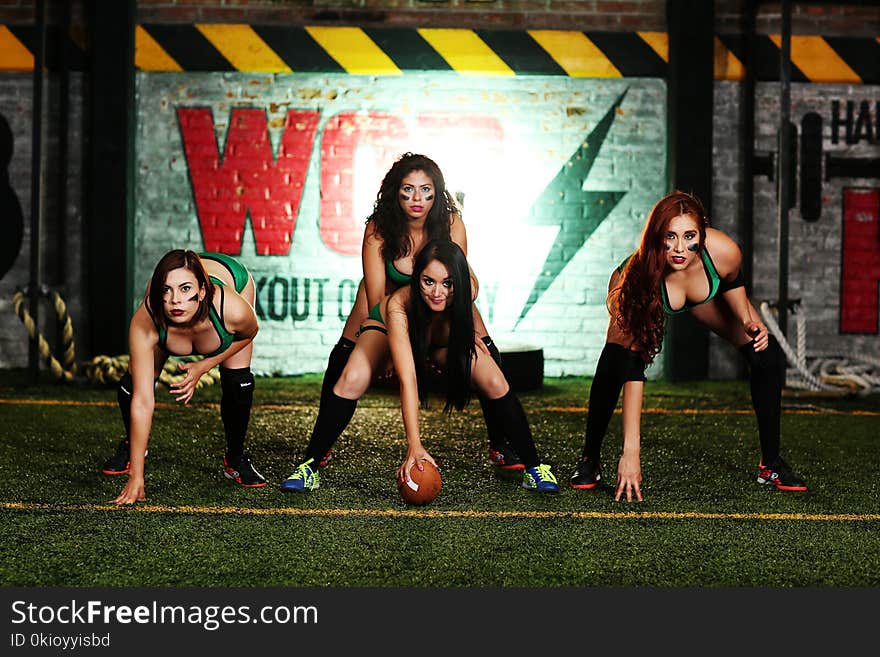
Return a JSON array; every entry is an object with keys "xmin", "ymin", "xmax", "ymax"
[
  {"xmin": 187, "ymin": 294, "xmax": 199, "ymax": 302},
  {"xmin": 687, "ymin": 243, "xmax": 699, "ymax": 252},
  {"xmin": 400, "ymin": 192, "xmax": 411, "ymax": 201},
  {"xmin": 664, "ymin": 242, "xmax": 672, "ymax": 250},
  {"xmin": 424, "ymin": 193, "xmax": 434, "ymax": 202}
]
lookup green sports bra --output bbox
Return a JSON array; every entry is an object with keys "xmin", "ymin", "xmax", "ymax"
[
  {"xmin": 660, "ymin": 249, "xmax": 721, "ymax": 314},
  {"xmin": 386, "ymin": 258, "xmax": 412, "ymax": 286},
  {"xmin": 618, "ymin": 249, "xmax": 722, "ymax": 315}
]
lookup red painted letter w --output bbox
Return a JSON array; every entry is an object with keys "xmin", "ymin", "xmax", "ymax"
[{"xmin": 178, "ymin": 108, "xmax": 319, "ymax": 255}]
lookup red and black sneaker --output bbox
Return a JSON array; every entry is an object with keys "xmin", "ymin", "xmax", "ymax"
[
  {"xmin": 101, "ymin": 439, "xmax": 131, "ymax": 475},
  {"xmin": 223, "ymin": 453, "xmax": 267, "ymax": 487},
  {"xmin": 489, "ymin": 443, "xmax": 525, "ymax": 471},
  {"xmin": 570, "ymin": 457, "xmax": 602, "ymax": 490},
  {"xmin": 757, "ymin": 457, "xmax": 807, "ymax": 492}
]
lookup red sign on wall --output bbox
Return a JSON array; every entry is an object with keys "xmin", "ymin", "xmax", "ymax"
[
  {"xmin": 841, "ymin": 188, "xmax": 880, "ymax": 333},
  {"xmin": 178, "ymin": 108, "xmax": 505, "ymax": 256}
]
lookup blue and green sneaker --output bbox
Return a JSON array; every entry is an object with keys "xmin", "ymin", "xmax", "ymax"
[
  {"xmin": 280, "ymin": 458, "xmax": 320, "ymax": 493},
  {"xmin": 522, "ymin": 464, "xmax": 560, "ymax": 493}
]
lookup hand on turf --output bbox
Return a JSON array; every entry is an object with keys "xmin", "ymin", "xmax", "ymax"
[
  {"xmin": 615, "ymin": 451, "xmax": 643, "ymax": 502},
  {"xmin": 745, "ymin": 319, "xmax": 769, "ymax": 352},
  {"xmin": 170, "ymin": 361, "xmax": 208, "ymax": 405},
  {"xmin": 113, "ymin": 476, "xmax": 146, "ymax": 505},
  {"xmin": 397, "ymin": 448, "xmax": 437, "ymax": 484}
]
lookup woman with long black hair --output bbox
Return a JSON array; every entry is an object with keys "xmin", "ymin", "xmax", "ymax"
[{"xmin": 282, "ymin": 239, "xmax": 559, "ymax": 494}]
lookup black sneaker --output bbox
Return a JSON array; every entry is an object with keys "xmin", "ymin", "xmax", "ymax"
[
  {"xmin": 570, "ymin": 457, "xmax": 602, "ymax": 489},
  {"xmin": 102, "ymin": 439, "xmax": 131, "ymax": 475},
  {"xmin": 223, "ymin": 453, "xmax": 267, "ymax": 487},
  {"xmin": 757, "ymin": 457, "xmax": 807, "ymax": 491},
  {"xmin": 488, "ymin": 443, "xmax": 525, "ymax": 471}
]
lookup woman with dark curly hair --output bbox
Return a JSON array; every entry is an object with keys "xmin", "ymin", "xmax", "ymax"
[
  {"xmin": 282, "ymin": 154, "xmax": 519, "ymax": 490},
  {"xmin": 570, "ymin": 190, "xmax": 807, "ymax": 501}
]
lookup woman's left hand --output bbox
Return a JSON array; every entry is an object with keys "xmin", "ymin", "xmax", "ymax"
[
  {"xmin": 170, "ymin": 360, "xmax": 209, "ymax": 405},
  {"xmin": 397, "ymin": 448, "xmax": 436, "ymax": 484},
  {"xmin": 744, "ymin": 319, "xmax": 769, "ymax": 352}
]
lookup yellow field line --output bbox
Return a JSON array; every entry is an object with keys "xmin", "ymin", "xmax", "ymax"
[
  {"xmin": 3, "ymin": 502, "xmax": 878, "ymax": 522},
  {"xmin": 1, "ymin": 398, "xmax": 876, "ymax": 416}
]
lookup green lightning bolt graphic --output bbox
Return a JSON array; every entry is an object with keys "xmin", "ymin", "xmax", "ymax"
[{"xmin": 516, "ymin": 88, "xmax": 629, "ymax": 328}]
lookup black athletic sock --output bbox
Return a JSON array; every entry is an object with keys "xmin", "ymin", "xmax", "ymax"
[
  {"xmin": 485, "ymin": 390, "xmax": 540, "ymax": 468},
  {"xmin": 582, "ymin": 343, "xmax": 646, "ymax": 463},
  {"xmin": 321, "ymin": 337, "xmax": 355, "ymax": 405},
  {"xmin": 477, "ymin": 335, "xmax": 508, "ymax": 449},
  {"xmin": 117, "ymin": 372, "xmax": 133, "ymax": 443},
  {"xmin": 304, "ymin": 391, "xmax": 357, "ymax": 465},
  {"xmin": 220, "ymin": 367, "xmax": 255, "ymax": 463},
  {"xmin": 739, "ymin": 336, "xmax": 784, "ymax": 465}
]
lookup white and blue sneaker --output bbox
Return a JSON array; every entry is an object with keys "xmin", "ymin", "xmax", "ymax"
[
  {"xmin": 280, "ymin": 458, "xmax": 320, "ymax": 493},
  {"xmin": 522, "ymin": 464, "xmax": 560, "ymax": 493}
]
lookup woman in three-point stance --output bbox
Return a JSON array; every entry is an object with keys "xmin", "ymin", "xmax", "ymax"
[
  {"xmin": 101, "ymin": 249, "xmax": 264, "ymax": 504},
  {"xmin": 282, "ymin": 240, "xmax": 559, "ymax": 494},
  {"xmin": 570, "ymin": 191, "xmax": 807, "ymax": 501},
  {"xmin": 281, "ymin": 153, "xmax": 520, "ymax": 489}
]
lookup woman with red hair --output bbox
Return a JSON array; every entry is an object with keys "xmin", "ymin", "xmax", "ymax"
[{"xmin": 570, "ymin": 191, "xmax": 807, "ymax": 501}]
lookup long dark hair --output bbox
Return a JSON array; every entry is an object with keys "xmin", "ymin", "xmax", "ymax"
[
  {"xmin": 367, "ymin": 153, "xmax": 457, "ymax": 262},
  {"xmin": 406, "ymin": 239, "xmax": 475, "ymax": 412},
  {"xmin": 614, "ymin": 190, "xmax": 709, "ymax": 363},
  {"xmin": 147, "ymin": 249, "xmax": 214, "ymax": 329}
]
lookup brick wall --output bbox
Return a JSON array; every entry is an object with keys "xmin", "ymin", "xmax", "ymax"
[{"xmin": 135, "ymin": 72, "xmax": 666, "ymax": 376}]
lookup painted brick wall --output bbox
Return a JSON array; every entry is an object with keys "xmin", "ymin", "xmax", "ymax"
[
  {"xmin": 712, "ymin": 81, "xmax": 880, "ymax": 379},
  {"xmin": 0, "ymin": 74, "xmax": 86, "ymax": 372},
  {"xmin": 135, "ymin": 72, "xmax": 667, "ymax": 376}
]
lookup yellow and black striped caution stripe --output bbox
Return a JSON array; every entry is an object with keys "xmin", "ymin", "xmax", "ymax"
[
  {"xmin": 1, "ymin": 23, "xmax": 877, "ymax": 83},
  {"xmin": 2, "ymin": 502, "xmax": 879, "ymax": 522}
]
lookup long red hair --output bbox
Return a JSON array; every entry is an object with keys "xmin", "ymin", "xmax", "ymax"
[{"xmin": 613, "ymin": 191, "xmax": 709, "ymax": 363}]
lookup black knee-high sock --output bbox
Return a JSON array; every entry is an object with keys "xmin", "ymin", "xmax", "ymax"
[
  {"xmin": 220, "ymin": 367, "xmax": 254, "ymax": 463},
  {"xmin": 321, "ymin": 338, "xmax": 355, "ymax": 405},
  {"xmin": 582, "ymin": 344, "xmax": 647, "ymax": 463},
  {"xmin": 477, "ymin": 336, "xmax": 508, "ymax": 449},
  {"xmin": 117, "ymin": 372, "xmax": 133, "ymax": 443},
  {"xmin": 304, "ymin": 391, "xmax": 357, "ymax": 464},
  {"xmin": 485, "ymin": 390, "xmax": 540, "ymax": 468},
  {"xmin": 739, "ymin": 336, "xmax": 784, "ymax": 465}
]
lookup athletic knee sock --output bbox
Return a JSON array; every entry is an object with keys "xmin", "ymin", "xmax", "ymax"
[
  {"xmin": 117, "ymin": 372, "xmax": 133, "ymax": 443},
  {"xmin": 303, "ymin": 391, "xmax": 357, "ymax": 465},
  {"xmin": 739, "ymin": 336, "xmax": 784, "ymax": 465},
  {"xmin": 477, "ymin": 335, "xmax": 508, "ymax": 449},
  {"xmin": 220, "ymin": 367, "xmax": 255, "ymax": 463},
  {"xmin": 582, "ymin": 344, "xmax": 646, "ymax": 463},
  {"xmin": 485, "ymin": 390, "xmax": 540, "ymax": 468},
  {"xmin": 321, "ymin": 338, "xmax": 355, "ymax": 406}
]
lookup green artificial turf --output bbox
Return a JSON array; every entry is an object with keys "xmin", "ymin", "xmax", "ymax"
[{"xmin": 1, "ymin": 369, "xmax": 878, "ymax": 587}]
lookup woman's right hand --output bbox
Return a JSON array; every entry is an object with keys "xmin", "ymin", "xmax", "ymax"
[
  {"xmin": 113, "ymin": 476, "xmax": 146, "ymax": 505},
  {"xmin": 615, "ymin": 451, "xmax": 643, "ymax": 502},
  {"xmin": 397, "ymin": 447, "xmax": 437, "ymax": 484}
]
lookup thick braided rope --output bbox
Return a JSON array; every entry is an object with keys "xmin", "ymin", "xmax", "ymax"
[
  {"xmin": 11, "ymin": 289, "xmax": 78, "ymax": 382},
  {"xmin": 759, "ymin": 301, "xmax": 839, "ymax": 392},
  {"xmin": 81, "ymin": 354, "xmax": 220, "ymax": 388},
  {"xmin": 759, "ymin": 302, "xmax": 879, "ymax": 394}
]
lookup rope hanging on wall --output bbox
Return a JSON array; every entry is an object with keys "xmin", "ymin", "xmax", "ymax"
[
  {"xmin": 11, "ymin": 288, "xmax": 220, "ymax": 389},
  {"xmin": 759, "ymin": 301, "xmax": 880, "ymax": 396},
  {"xmin": 11, "ymin": 288, "xmax": 77, "ymax": 382}
]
